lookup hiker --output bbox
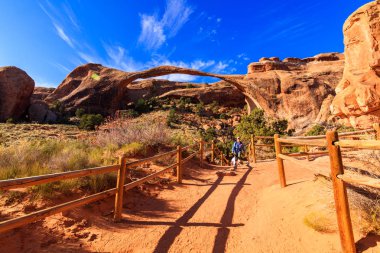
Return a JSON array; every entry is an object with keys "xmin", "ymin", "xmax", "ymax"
[{"xmin": 232, "ymin": 137, "xmax": 245, "ymax": 168}]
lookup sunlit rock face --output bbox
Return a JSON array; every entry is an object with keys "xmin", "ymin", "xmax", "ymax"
[
  {"xmin": 244, "ymin": 53, "xmax": 344, "ymax": 131},
  {"xmin": 331, "ymin": 1, "xmax": 380, "ymax": 128}
]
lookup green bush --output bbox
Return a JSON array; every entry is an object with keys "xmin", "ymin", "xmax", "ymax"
[
  {"xmin": 75, "ymin": 108, "xmax": 85, "ymax": 118},
  {"xmin": 135, "ymin": 98, "xmax": 150, "ymax": 113},
  {"xmin": 119, "ymin": 109, "xmax": 139, "ymax": 118},
  {"xmin": 186, "ymin": 83, "xmax": 194, "ymax": 89},
  {"xmin": 166, "ymin": 109, "xmax": 179, "ymax": 127},
  {"xmin": 306, "ymin": 124, "xmax": 326, "ymax": 136},
  {"xmin": 79, "ymin": 114, "xmax": 104, "ymax": 130},
  {"xmin": 219, "ymin": 113, "xmax": 227, "ymax": 119},
  {"xmin": 233, "ymin": 108, "xmax": 290, "ymax": 142},
  {"xmin": 201, "ymin": 128, "xmax": 217, "ymax": 142}
]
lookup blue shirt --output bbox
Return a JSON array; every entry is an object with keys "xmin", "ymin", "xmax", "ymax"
[{"xmin": 232, "ymin": 141, "xmax": 244, "ymax": 153}]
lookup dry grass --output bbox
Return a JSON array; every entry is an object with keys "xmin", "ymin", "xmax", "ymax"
[
  {"xmin": 0, "ymin": 123, "xmax": 81, "ymax": 146},
  {"xmin": 303, "ymin": 211, "xmax": 336, "ymax": 233}
]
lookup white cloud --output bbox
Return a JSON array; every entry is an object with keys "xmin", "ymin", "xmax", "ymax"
[
  {"xmin": 212, "ymin": 61, "xmax": 229, "ymax": 73},
  {"xmin": 53, "ymin": 23, "xmax": 74, "ymax": 48},
  {"xmin": 138, "ymin": 15, "xmax": 166, "ymax": 50},
  {"xmin": 216, "ymin": 18, "xmax": 222, "ymax": 23},
  {"xmin": 162, "ymin": 0, "xmax": 193, "ymax": 37},
  {"xmin": 138, "ymin": 0, "xmax": 193, "ymax": 50},
  {"xmin": 104, "ymin": 44, "xmax": 143, "ymax": 71}
]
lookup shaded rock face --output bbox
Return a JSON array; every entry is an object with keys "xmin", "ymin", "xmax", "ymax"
[
  {"xmin": 28, "ymin": 100, "xmax": 57, "ymax": 123},
  {"xmin": 331, "ymin": 1, "xmax": 380, "ymax": 128},
  {"xmin": 244, "ymin": 53, "xmax": 344, "ymax": 130},
  {"xmin": 0, "ymin": 66, "xmax": 35, "ymax": 121},
  {"xmin": 45, "ymin": 64, "xmax": 246, "ymax": 115}
]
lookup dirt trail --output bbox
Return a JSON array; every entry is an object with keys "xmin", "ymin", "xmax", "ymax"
[{"xmin": 1, "ymin": 158, "xmax": 380, "ymax": 252}]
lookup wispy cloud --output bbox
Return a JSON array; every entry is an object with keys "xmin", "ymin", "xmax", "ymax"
[
  {"xmin": 53, "ymin": 23, "xmax": 74, "ymax": 48},
  {"xmin": 138, "ymin": 0, "xmax": 193, "ymax": 50},
  {"xmin": 39, "ymin": 0, "xmax": 78, "ymax": 48},
  {"xmin": 138, "ymin": 15, "xmax": 166, "ymax": 50}
]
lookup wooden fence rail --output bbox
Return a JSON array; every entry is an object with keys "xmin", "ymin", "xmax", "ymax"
[
  {"xmin": 0, "ymin": 141, "xmax": 203, "ymax": 233},
  {"xmin": 274, "ymin": 126, "xmax": 380, "ymax": 253}
]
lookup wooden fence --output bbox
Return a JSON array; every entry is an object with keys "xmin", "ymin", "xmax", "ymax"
[
  {"xmin": 0, "ymin": 141, "xmax": 205, "ymax": 233},
  {"xmin": 273, "ymin": 124, "xmax": 380, "ymax": 253}
]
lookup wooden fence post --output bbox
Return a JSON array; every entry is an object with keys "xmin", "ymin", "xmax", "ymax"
[
  {"xmin": 251, "ymin": 134, "xmax": 256, "ymax": 163},
  {"xmin": 374, "ymin": 123, "xmax": 380, "ymax": 140},
  {"xmin": 177, "ymin": 146, "xmax": 182, "ymax": 183},
  {"xmin": 274, "ymin": 134, "xmax": 286, "ymax": 188},
  {"xmin": 304, "ymin": 145, "xmax": 310, "ymax": 161},
  {"xmin": 326, "ymin": 131, "xmax": 356, "ymax": 253},
  {"xmin": 220, "ymin": 153, "xmax": 224, "ymax": 166},
  {"xmin": 211, "ymin": 140, "xmax": 215, "ymax": 163},
  {"xmin": 199, "ymin": 139, "xmax": 204, "ymax": 168},
  {"xmin": 114, "ymin": 155, "xmax": 127, "ymax": 222}
]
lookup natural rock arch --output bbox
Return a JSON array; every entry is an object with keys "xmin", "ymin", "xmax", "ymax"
[
  {"xmin": 46, "ymin": 64, "xmax": 260, "ymax": 114},
  {"xmin": 122, "ymin": 65, "xmax": 260, "ymax": 113}
]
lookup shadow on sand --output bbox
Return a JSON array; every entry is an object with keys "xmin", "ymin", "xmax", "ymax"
[
  {"xmin": 212, "ymin": 166, "xmax": 253, "ymax": 253},
  {"xmin": 356, "ymin": 232, "xmax": 380, "ymax": 253}
]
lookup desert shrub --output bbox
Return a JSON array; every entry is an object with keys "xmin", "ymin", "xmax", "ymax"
[
  {"xmin": 95, "ymin": 118, "xmax": 170, "ymax": 147},
  {"xmin": 233, "ymin": 108, "xmax": 290, "ymax": 142},
  {"xmin": 120, "ymin": 142, "xmax": 147, "ymax": 157},
  {"xmin": 186, "ymin": 83, "xmax": 194, "ymax": 89},
  {"xmin": 194, "ymin": 103, "xmax": 205, "ymax": 116},
  {"xmin": 209, "ymin": 101, "xmax": 219, "ymax": 114},
  {"xmin": 134, "ymin": 97, "xmax": 159, "ymax": 114},
  {"xmin": 219, "ymin": 113, "xmax": 227, "ymax": 119},
  {"xmin": 0, "ymin": 139, "xmax": 120, "ymax": 199},
  {"xmin": 336, "ymin": 125, "xmax": 355, "ymax": 133},
  {"xmin": 49, "ymin": 100, "xmax": 64, "ymax": 113},
  {"xmin": 6, "ymin": 118, "xmax": 14, "ymax": 124},
  {"xmin": 166, "ymin": 109, "xmax": 179, "ymax": 127},
  {"xmin": 79, "ymin": 114, "xmax": 104, "ymax": 130},
  {"xmin": 178, "ymin": 97, "xmax": 192, "ymax": 112},
  {"xmin": 134, "ymin": 98, "xmax": 150, "ymax": 113},
  {"xmin": 303, "ymin": 211, "xmax": 336, "ymax": 233},
  {"xmin": 75, "ymin": 108, "xmax": 85, "ymax": 118},
  {"xmin": 200, "ymin": 128, "xmax": 217, "ymax": 142},
  {"xmin": 306, "ymin": 124, "xmax": 326, "ymax": 136},
  {"xmin": 170, "ymin": 132, "xmax": 190, "ymax": 146}
]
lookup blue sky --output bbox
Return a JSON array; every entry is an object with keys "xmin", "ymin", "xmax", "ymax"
[{"xmin": 0, "ymin": 0, "xmax": 371, "ymax": 87}]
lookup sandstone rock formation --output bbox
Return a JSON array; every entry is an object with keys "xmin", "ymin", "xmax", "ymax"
[
  {"xmin": 31, "ymin": 87, "xmax": 55, "ymax": 102},
  {"xmin": 244, "ymin": 53, "xmax": 344, "ymax": 130},
  {"xmin": 45, "ymin": 64, "xmax": 246, "ymax": 115},
  {"xmin": 159, "ymin": 80, "xmax": 245, "ymax": 107},
  {"xmin": 330, "ymin": 1, "xmax": 380, "ymax": 128},
  {"xmin": 0, "ymin": 66, "xmax": 35, "ymax": 121}
]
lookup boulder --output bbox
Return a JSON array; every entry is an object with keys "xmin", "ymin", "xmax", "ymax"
[
  {"xmin": 0, "ymin": 66, "xmax": 35, "ymax": 121},
  {"xmin": 28, "ymin": 100, "xmax": 57, "ymax": 123},
  {"xmin": 331, "ymin": 1, "xmax": 380, "ymax": 128}
]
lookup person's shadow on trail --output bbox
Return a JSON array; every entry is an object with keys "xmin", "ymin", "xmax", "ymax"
[
  {"xmin": 153, "ymin": 166, "xmax": 253, "ymax": 253},
  {"xmin": 212, "ymin": 166, "xmax": 253, "ymax": 253}
]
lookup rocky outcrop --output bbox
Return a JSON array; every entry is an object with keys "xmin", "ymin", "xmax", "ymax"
[
  {"xmin": 0, "ymin": 66, "xmax": 35, "ymax": 121},
  {"xmin": 330, "ymin": 1, "xmax": 380, "ymax": 128},
  {"xmin": 45, "ymin": 64, "xmax": 247, "ymax": 115},
  {"xmin": 244, "ymin": 53, "xmax": 344, "ymax": 130},
  {"xmin": 31, "ymin": 87, "xmax": 55, "ymax": 102},
  {"xmin": 159, "ymin": 81, "xmax": 245, "ymax": 107}
]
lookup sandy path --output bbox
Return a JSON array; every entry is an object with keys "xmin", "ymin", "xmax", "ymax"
[{"xmin": 1, "ymin": 157, "xmax": 380, "ymax": 252}]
